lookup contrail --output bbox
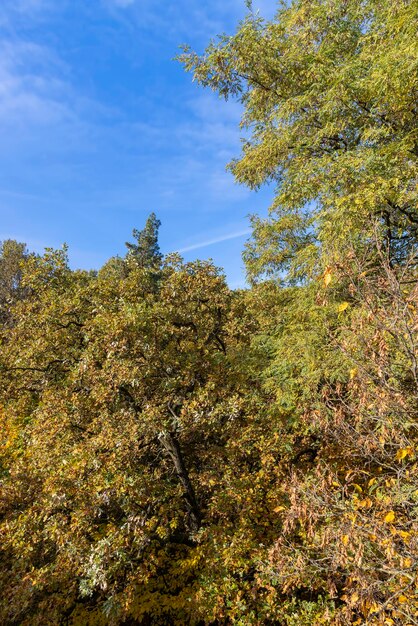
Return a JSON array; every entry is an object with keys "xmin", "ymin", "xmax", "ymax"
[{"xmin": 177, "ymin": 228, "xmax": 251, "ymax": 254}]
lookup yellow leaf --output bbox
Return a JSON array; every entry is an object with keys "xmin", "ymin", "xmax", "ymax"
[
  {"xmin": 350, "ymin": 592, "xmax": 359, "ymax": 605},
  {"xmin": 349, "ymin": 367, "xmax": 358, "ymax": 380},
  {"xmin": 358, "ymin": 498, "xmax": 372, "ymax": 508},
  {"xmin": 274, "ymin": 506, "xmax": 285, "ymax": 513},
  {"xmin": 323, "ymin": 267, "xmax": 332, "ymax": 287},
  {"xmin": 384, "ymin": 511, "xmax": 395, "ymax": 523},
  {"xmin": 396, "ymin": 447, "xmax": 414, "ymax": 460},
  {"xmin": 341, "ymin": 534, "xmax": 349, "ymax": 546},
  {"xmin": 398, "ymin": 595, "xmax": 408, "ymax": 603},
  {"xmin": 338, "ymin": 301, "xmax": 349, "ymax": 312}
]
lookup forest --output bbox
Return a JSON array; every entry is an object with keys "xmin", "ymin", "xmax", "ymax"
[{"xmin": 0, "ymin": 0, "xmax": 417, "ymax": 624}]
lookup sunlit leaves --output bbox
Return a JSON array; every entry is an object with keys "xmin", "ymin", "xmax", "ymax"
[
  {"xmin": 182, "ymin": 0, "xmax": 418, "ymax": 284},
  {"xmin": 1, "ymin": 0, "xmax": 418, "ymax": 623}
]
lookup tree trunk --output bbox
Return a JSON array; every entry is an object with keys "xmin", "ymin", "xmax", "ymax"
[{"xmin": 159, "ymin": 430, "xmax": 201, "ymax": 533}]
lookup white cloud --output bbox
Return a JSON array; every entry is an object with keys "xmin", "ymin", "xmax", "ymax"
[
  {"xmin": 102, "ymin": 0, "xmax": 136, "ymax": 9},
  {"xmin": 0, "ymin": 40, "xmax": 74, "ymax": 126},
  {"xmin": 110, "ymin": 0, "xmax": 136, "ymax": 6},
  {"xmin": 100, "ymin": 0, "xmax": 247, "ymax": 45},
  {"xmin": 177, "ymin": 228, "xmax": 251, "ymax": 253},
  {"xmin": 0, "ymin": 0, "xmax": 58, "ymax": 27}
]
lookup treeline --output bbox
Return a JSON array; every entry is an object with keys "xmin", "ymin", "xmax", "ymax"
[{"xmin": 1, "ymin": 0, "xmax": 417, "ymax": 624}]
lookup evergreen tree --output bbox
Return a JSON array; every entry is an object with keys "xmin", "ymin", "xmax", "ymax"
[{"xmin": 125, "ymin": 212, "xmax": 163, "ymax": 269}]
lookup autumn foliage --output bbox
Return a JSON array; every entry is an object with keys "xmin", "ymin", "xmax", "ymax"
[{"xmin": 1, "ymin": 0, "xmax": 418, "ymax": 623}]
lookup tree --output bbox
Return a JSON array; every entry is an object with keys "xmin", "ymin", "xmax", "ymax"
[
  {"xmin": 180, "ymin": 1, "xmax": 418, "ymax": 623},
  {"xmin": 0, "ymin": 247, "xmax": 261, "ymax": 625},
  {"xmin": 180, "ymin": 0, "xmax": 418, "ymax": 284},
  {"xmin": 125, "ymin": 212, "xmax": 163, "ymax": 270},
  {"xmin": 1, "ymin": 1, "xmax": 418, "ymax": 624},
  {"xmin": 0, "ymin": 239, "xmax": 30, "ymax": 324}
]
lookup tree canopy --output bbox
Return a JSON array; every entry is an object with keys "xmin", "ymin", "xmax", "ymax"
[
  {"xmin": 1, "ymin": 0, "xmax": 418, "ymax": 624},
  {"xmin": 181, "ymin": 0, "xmax": 418, "ymax": 283}
]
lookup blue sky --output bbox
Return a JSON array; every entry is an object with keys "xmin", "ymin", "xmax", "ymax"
[{"xmin": 0, "ymin": 0, "xmax": 276, "ymax": 287}]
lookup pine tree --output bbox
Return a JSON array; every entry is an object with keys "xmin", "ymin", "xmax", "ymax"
[{"xmin": 125, "ymin": 212, "xmax": 163, "ymax": 269}]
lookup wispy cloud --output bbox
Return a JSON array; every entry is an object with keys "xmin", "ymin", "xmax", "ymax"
[
  {"xmin": 0, "ymin": 0, "xmax": 59, "ymax": 28},
  {"xmin": 109, "ymin": 0, "xmax": 136, "ymax": 6},
  {"xmin": 177, "ymin": 228, "xmax": 251, "ymax": 253},
  {"xmin": 0, "ymin": 0, "xmax": 273, "ymax": 284},
  {"xmin": 0, "ymin": 40, "xmax": 74, "ymax": 126},
  {"xmin": 101, "ymin": 0, "xmax": 247, "ymax": 45}
]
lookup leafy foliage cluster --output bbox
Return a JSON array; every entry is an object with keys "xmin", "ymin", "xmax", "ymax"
[{"xmin": 1, "ymin": 0, "xmax": 418, "ymax": 624}]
